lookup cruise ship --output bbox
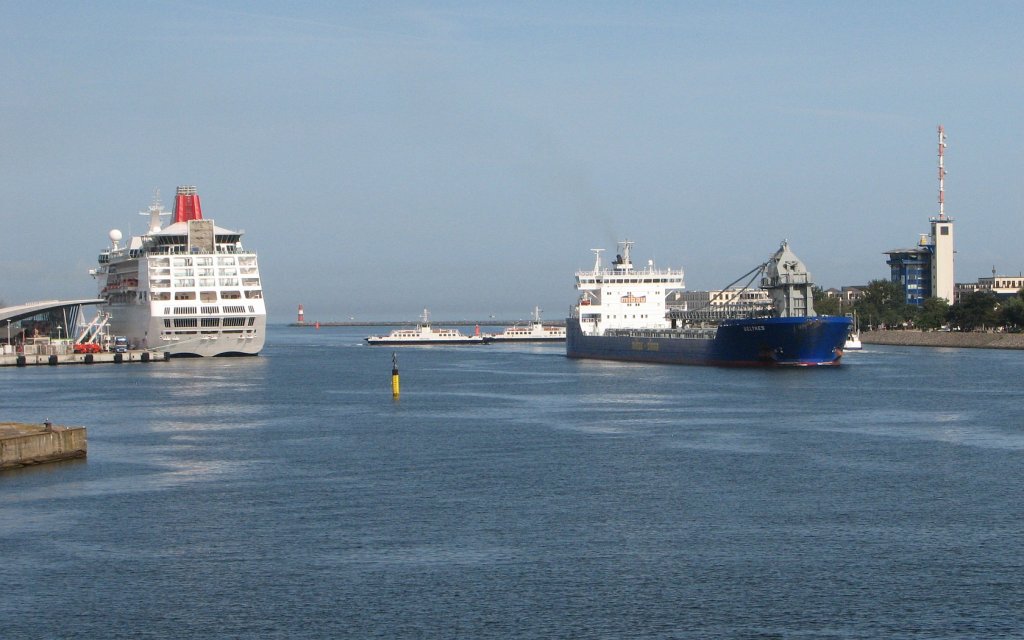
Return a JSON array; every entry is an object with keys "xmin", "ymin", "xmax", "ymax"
[
  {"xmin": 90, "ymin": 186, "xmax": 266, "ymax": 357},
  {"xmin": 566, "ymin": 240, "xmax": 850, "ymax": 367}
]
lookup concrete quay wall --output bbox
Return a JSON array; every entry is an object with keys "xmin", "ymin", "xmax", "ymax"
[
  {"xmin": 862, "ymin": 330, "xmax": 1024, "ymax": 350},
  {"xmin": 0, "ymin": 350, "xmax": 166, "ymax": 368},
  {"xmin": 0, "ymin": 424, "xmax": 87, "ymax": 470}
]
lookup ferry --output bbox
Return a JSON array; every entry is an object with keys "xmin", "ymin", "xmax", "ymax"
[
  {"xmin": 90, "ymin": 186, "xmax": 266, "ymax": 357},
  {"xmin": 365, "ymin": 309, "xmax": 491, "ymax": 345},
  {"xmin": 486, "ymin": 307, "xmax": 566, "ymax": 342},
  {"xmin": 566, "ymin": 241, "xmax": 851, "ymax": 367}
]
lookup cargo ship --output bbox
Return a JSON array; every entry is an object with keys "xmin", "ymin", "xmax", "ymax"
[{"xmin": 566, "ymin": 241, "xmax": 850, "ymax": 367}]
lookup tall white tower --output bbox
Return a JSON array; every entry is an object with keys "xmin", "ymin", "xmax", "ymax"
[{"xmin": 929, "ymin": 124, "xmax": 955, "ymax": 302}]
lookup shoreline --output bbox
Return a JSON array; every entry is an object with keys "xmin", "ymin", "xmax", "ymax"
[{"xmin": 861, "ymin": 330, "xmax": 1024, "ymax": 350}]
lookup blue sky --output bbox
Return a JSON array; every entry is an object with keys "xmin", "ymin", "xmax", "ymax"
[{"xmin": 2, "ymin": 1, "xmax": 1022, "ymax": 322}]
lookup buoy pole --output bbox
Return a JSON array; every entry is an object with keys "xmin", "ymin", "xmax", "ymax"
[{"xmin": 391, "ymin": 352, "xmax": 400, "ymax": 399}]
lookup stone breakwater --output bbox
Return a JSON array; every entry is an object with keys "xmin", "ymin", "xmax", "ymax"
[
  {"xmin": 862, "ymin": 330, "xmax": 1024, "ymax": 350},
  {"xmin": 1, "ymin": 422, "xmax": 87, "ymax": 469}
]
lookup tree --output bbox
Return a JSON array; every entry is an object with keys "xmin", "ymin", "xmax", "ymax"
[
  {"xmin": 949, "ymin": 290, "xmax": 1000, "ymax": 331},
  {"xmin": 998, "ymin": 296, "xmax": 1024, "ymax": 331},
  {"xmin": 917, "ymin": 297, "xmax": 951, "ymax": 330},
  {"xmin": 812, "ymin": 287, "xmax": 841, "ymax": 316},
  {"xmin": 853, "ymin": 279, "xmax": 914, "ymax": 329}
]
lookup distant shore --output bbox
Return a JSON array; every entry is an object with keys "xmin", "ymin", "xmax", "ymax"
[
  {"xmin": 862, "ymin": 330, "xmax": 1024, "ymax": 350},
  {"xmin": 288, "ymin": 320, "xmax": 566, "ymax": 328}
]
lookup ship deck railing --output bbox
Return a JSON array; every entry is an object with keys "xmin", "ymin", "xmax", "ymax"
[
  {"xmin": 667, "ymin": 305, "xmax": 774, "ymax": 322},
  {"xmin": 606, "ymin": 327, "xmax": 718, "ymax": 340}
]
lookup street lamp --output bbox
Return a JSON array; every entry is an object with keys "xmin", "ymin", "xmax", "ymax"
[
  {"xmin": 6, "ymin": 319, "xmax": 10, "ymax": 346},
  {"xmin": 57, "ymin": 325, "xmax": 63, "ymax": 341}
]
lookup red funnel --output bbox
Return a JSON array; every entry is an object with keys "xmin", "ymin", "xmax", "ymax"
[{"xmin": 173, "ymin": 185, "xmax": 203, "ymax": 223}]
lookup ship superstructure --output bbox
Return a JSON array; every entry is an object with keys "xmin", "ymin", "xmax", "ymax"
[
  {"xmin": 567, "ymin": 241, "xmax": 850, "ymax": 367},
  {"xmin": 91, "ymin": 186, "xmax": 266, "ymax": 356}
]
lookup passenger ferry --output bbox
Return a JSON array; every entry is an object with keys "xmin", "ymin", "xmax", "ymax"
[
  {"xmin": 90, "ymin": 186, "xmax": 266, "ymax": 356},
  {"xmin": 566, "ymin": 240, "xmax": 850, "ymax": 367},
  {"xmin": 365, "ymin": 309, "xmax": 490, "ymax": 345},
  {"xmin": 486, "ymin": 307, "xmax": 566, "ymax": 342}
]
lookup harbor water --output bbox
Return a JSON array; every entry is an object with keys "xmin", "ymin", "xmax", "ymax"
[{"xmin": 2, "ymin": 325, "xmax": 1023, "ymax": 638}]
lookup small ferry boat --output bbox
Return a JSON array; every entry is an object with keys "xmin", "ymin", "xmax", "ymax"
[
  {"xmin": 566, "ymin": 240, "xmax": 851, "ymax": 367},
  {"xmin": 844, "ymin": 314, "xmax": 863, "ymax": 350},
  {"xmin": 486, "ymin": 307, "xmax": 566, "ymax": 342},
  {"xmin": 365, "ymin": 309, "xmax": 491, "ymax": 345}
]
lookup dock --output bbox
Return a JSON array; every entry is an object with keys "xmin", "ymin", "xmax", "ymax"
[
  {"xmin": 0, "ymin": 422, "xmax": 87, "ymax": 470},
  {"xmin": 0, "ymin": 346, "xmax": 167, "ymax": 367}
]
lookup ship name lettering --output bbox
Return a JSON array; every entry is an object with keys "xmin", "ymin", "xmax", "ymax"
[{"xmin": 744, "ymin": 326, "xmax": 766, "ymax": 332}]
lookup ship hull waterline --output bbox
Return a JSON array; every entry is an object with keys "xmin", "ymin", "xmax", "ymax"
[{"xmin": 566, "ymin": 316, "xmax": 851, "ymax": 367}]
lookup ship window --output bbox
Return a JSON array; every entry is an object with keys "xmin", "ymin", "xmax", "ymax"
[
  {"xmin": 174, "ymin": 291, "xmax": 196, "ymax": 300},
  {"xmin": 173, "ymin": 318, "xmax": 198, "ymax": 328},
  {"xmin": 163, "ymin": 319, "xmax": 171, "ymax": 327},
  {"xmin": 200, "ymin": 291, "xmax": 217, "ymax": 301},
  {"xmin": 223, "ymin": 317, "xmax": 247, "ymax": 327},
  {"xmin": 245, "ymin": 290, "xmax": 262, "ymax": 299},
  {"xmin": 221, "ymin": 291, "xmax": 241, "ymax": 300},
  {"xmin": 248, "ymin": 317, "xmax": 255, "ymax": 326},
  {"xmin": 201, "ymin": 318, "xmax": 220, "ymax": 327}
]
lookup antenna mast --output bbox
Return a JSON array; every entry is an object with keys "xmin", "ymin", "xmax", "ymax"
[{"xmin": 937, "ymin": 124, "xmax": 947, "ymax": 220}]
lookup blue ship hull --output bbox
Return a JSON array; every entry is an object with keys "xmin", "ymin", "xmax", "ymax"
[{"xmin": 566, "ymin": 316, "xmax": 852, "ymax": 367}]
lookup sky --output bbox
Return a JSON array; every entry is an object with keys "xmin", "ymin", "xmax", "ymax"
[{"xmin": 2, "ymin": 1, "xmax": 1023, "ymax": 323}]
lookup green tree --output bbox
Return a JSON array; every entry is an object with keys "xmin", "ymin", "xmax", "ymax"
[
  {"xmin": 853, "ymin": 279, "xmax": 914, "ymax": 329},
  {"xmin": 949, "ymin": 290, "xmax": 1000, "ymax": 331},
  {"xmin": 916, "ymin": 297, "xmax": 951, "ymax": 330},
  {"xmin": 998, "ymin": 296, "xmax": 1024, "ymax": 331},
  {"xmin": 812, "ymin": 287, "xmax": 841, "ymax": 316}
]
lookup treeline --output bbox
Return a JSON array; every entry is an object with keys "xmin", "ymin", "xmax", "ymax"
[{"xmin": 814, "ymin": 280, "xmax": 1024, "ymax": 332}]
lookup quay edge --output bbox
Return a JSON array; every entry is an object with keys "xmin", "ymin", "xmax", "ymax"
[
  {"xmin": 0, "ymin": 349, "xmax": 167, "ymax": 368},
  {"xmin": 1, "ymin": 423, "xmax": 87, "ymax": 470},
  {"xmin": 861, "ymin": 330, "xmax": 1024, "ymax": 350}
]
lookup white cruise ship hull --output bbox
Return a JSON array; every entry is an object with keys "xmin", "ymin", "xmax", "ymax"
[{"xmin": 105, "ymin": 300, "xmax": 266, "ymax": 357}]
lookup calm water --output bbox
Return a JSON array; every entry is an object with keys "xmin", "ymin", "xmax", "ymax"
[{"xmin": 2, "ymin": 326, "xmax": 1023, "ymax": 639}]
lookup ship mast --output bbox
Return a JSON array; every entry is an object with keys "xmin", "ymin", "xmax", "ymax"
[{"xmin": 140, "ymin": 188, "xmax": 169, "ymax": 234}]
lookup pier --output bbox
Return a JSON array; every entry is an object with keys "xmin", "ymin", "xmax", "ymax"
[
  {"xmin": 0, "ymin": 345, "xmax": 167, "ymax": 367},
  {"xmin": 1, "ymin": 422, "xmax": 87, "ymax": 470}
]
